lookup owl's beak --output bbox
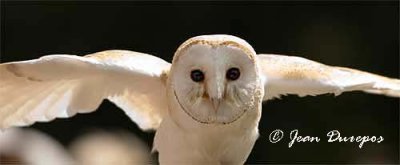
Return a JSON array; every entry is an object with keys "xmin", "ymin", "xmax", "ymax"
[
  {"xmin": 207, "ymin": 71, "xmax": 224, "ymax": 111},
  {"xmin": 210, "ymin": 98, "xmax": 221, "ymax": 111}
]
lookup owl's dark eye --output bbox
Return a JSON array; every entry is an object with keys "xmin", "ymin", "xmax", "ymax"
[
  {"xmin": 190, "ymin": 69, "xmax": 205, "ymax": 82},
  {"xmin": 226, "ymin": 67, "xmax": 240, "ymax": 81}
]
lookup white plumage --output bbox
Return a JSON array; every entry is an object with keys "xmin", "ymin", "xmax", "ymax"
[
  {"xmin": 0, "ymin": 51, "xmax": 170, "ymax": 130},
  {"xmin": 0, "ymin": 35, "xmax": 399, "ymax": 164}
]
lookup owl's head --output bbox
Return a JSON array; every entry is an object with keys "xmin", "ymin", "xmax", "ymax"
[{"xmin": 169, "ymin": 35, "xmax": 263, "ymax": 124}]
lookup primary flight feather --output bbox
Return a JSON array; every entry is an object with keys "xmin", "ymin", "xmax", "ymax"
[{"xmin": 0, "ymin": 35, "xmax": 399, "ymax": 165}]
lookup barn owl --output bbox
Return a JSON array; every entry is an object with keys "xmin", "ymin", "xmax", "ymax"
[{"xmin": 0, "ymin": 35, "xmax": 399, "ymax": 165}]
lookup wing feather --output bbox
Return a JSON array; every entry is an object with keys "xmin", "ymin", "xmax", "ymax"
[
  {"xmin": 26, "ymin": 83, "xmax": 61, "ymax": 122},
  {"xmin": 258, "ymin": 54, "xmax": 400, "ymax": 100},
  {"xmin": 0, "ymin": 50, "xmax": 171, "ymax": 130}
]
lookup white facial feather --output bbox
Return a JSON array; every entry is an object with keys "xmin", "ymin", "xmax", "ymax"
[{"xmin": 169, "ymin": 37, "xmax": 263, "ymax": 124}]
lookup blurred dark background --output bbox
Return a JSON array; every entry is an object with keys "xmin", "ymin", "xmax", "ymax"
[{"xmin": 1, "ymin": 1, "xmax": 399, "ymax": 164}]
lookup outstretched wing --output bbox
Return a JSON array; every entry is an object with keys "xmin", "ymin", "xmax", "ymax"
[
  {"xmin": 257, "ymin": 54, "xmax": 400, "ymax": 100},
  {"xmin": 0, "ymin": 50, "xmax": 171, "ymax": 130}
]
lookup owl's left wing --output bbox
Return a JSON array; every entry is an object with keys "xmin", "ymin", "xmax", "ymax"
[
  {"xmin": 257, "ymin": 54, "xmax": 400, "ymax": 100},
  {"xmin": 0, "ymin": 50, "xmax": 170, "ymax": 130}
]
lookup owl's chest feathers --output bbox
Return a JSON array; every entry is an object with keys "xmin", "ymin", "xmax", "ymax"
[
  {"xmin": 154, "ymin": 102, "xmax": 261, "ymax": 164},
  {"xmin": 186, "ymin": 121, "xmax": 259, "ymax": 161},
  {"xmin": 154, "ymin": 86, "xmax": 262, "ymax": 164}
]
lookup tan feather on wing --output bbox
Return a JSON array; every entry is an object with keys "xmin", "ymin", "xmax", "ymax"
[
  {"xmin": 257, "ymin": 54, "xmax": 400, "ymax": 100},
  {"xmin": 0, "ymin": 50, "xmax": 171, "ymax": 130}
]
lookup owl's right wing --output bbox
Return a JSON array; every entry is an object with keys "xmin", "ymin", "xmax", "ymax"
[
  {"xmin": 0, "ymin": 50, "xmax": 171, "ymax": 130},
  {"xmin": 257, "ymin": 54, "xmax": 400, "ymax": 100}
]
